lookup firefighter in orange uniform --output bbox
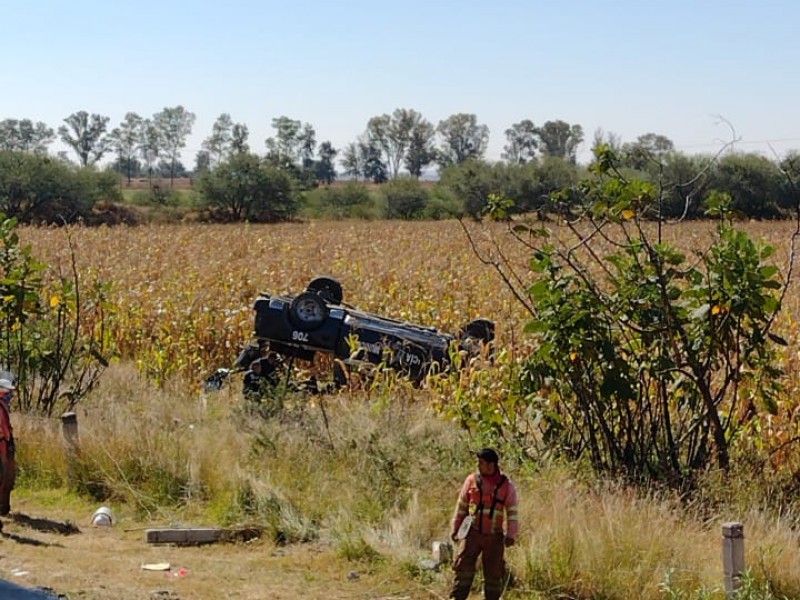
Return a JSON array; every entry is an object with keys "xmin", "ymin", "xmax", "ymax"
[
  {"xmin": 0, "ymin": 379, "xmax": 17, "ymax": 516},
  {"xmin": 449, "ymin": 448, "xmax": 519, "ymax": 600}
]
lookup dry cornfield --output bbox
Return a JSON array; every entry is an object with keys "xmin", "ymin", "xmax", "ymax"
[
  {"xmin": 17, "ymin": 219, "xmax": 800, "ymax": 454},
  {"xmin": 18, "ymin": 219, "xmax": 800, "ymax": 382},
  {"xmin": 20, "ymin": 220, "xmax": 533, "ymax": 385}
]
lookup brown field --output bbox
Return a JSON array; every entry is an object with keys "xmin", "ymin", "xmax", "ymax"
[
  {"xmin": 17, "ymin": 219, "xmax": 800, "ymax": 381},
  {"xmin": 20, "ymin": 220, "xmax": 535, "ymax": 384}
]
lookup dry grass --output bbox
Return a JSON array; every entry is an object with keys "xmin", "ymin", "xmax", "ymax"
[
  {"xmin": 8, "ymin": 364, "xmax": 472, "ymax": 599},
  {"xmin": 6, "ymin": 363, "xmax": 800, "ymax": 599}
]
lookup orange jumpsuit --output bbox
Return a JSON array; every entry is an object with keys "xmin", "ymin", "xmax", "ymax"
[
  {"xmin": 0, "ymin": 401, "xmax": 16, "ymax": 516},
  {"xmin": 450, "ymin": 470, "xmax": 519, "ymax": 600}
]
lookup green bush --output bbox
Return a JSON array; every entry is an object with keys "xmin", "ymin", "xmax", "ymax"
[
  {"xmin": 303, "ymin": 182, "xmax": 379, "ymax": 220},
  {"xmin": 382, "ymin": 177, "xmax": 429, "ymax": 220},
  {"xmin": 195, "ymin": 152, "xmax": 299, "ymax": 222},
  {"xmin": 0, "ymin": 215, "xmax": 113, "ymax": 415},
  {"xmin": 457, "ymin": 146, "xmax": 791, "ymax": 491},
  {"xmin": 0, "ymin": 150, "xmax": 121, "ymax": 223}
]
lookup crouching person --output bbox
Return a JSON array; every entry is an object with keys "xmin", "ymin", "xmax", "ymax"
[
  {"xmin": 0, "ymin": 379, "xmax": 17, "ymax": 516},
  {"xmin": 449, "ymin": 448, "xmax": 519, "ymax": 600}
]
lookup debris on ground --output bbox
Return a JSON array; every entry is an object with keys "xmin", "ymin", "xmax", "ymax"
[{"xmin": 149, "ymin": 590, "xmax": 180, "ymax": 600}]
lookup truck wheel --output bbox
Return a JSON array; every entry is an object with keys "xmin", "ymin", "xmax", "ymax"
[
  {"xmin": 459, "ymin": 319, "xmax": 496, "ymax": 358},
  {"xmin": 289, "ymin": 292, "xmax": 329, "ymax": 331},
  {"xmin": 306, "ymin": 277, "xmax": 343, "ymax": 305},
  {"xmin": 460, "ymin": 318, "xmax": 495, "ymax": 344}
]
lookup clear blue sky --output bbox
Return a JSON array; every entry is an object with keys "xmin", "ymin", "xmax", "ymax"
[{"xmin": 3, "ymin": 0, "xmax": 798, "ymax": 165}]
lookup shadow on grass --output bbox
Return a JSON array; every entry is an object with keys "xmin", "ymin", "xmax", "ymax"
[
  {"xmin": 0, "ymin": 530, "xmax": 62, "ymax": 547},
  {"xmin": 9, "ymin": 513, "xmax": 81, "ymax": 536}
]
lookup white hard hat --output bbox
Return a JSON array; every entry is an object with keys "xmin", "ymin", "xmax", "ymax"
[{"xmin": 0, "ymin": 379, "xmax": 15, "ymax": 391}]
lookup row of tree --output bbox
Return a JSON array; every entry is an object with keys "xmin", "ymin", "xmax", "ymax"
[
  {"xmin": 1, "ymin": 142, "xmax": 797, "ymax": 224},
  {"xmin": 6, "ymin": 106, "xmax": 796, "ymax": 193},
  {"xmin": 0, "ymin": 109, "xmax": 196, "ymax": 184},
  {"xmin": 2, "ymin": 105, "xmax": 798, "ymax": 224},
  {"xmin": 1, "ymin": 108, "xmax": 596, "ymax": 183},
  {"xmin": 191, "ymin": 148, "xmax": 799, "ymax": 223}
]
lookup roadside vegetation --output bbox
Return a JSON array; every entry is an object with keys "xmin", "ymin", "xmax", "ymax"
[
  {"xmin": 1, "ymin": 203, "xmax": 797, "ymax": 598},
  {"xmin": 2, "ymin": 130, "xmax": 800, "ymax": 597},
  {"xmin": 11, "ymin": 362, "xmax": 800, "ymax": 599}
]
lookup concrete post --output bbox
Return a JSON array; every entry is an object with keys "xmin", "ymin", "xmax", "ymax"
[
  {"xmin": 61, "ymin": 412, "xmax": 79, "ymax": 450},
  {"xmin": 722, "ymin": 521, "xmax": 744, "ymax": 596},
  {"xmin": 61, "ymin": 411, "xmax": 80, "ymax": 487}
]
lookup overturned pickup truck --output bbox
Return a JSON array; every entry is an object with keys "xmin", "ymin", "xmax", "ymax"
[{"xmin": 210, "ymin": 277, "xmax": 495, "ymax": 395}]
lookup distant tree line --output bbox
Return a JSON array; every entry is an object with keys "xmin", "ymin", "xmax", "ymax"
[{"xmin": 1, "ymin": 108, "xmax": 798, "ymax": 224}]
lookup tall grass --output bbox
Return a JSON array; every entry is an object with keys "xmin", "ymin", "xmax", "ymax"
[{"xmin": 10, "ymin": 363, "xmax": 800, "ymax": 599}]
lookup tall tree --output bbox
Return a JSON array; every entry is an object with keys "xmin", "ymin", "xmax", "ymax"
[
  {"xmin": 636, "ymin": 132, "xmax": 675, "ymax": 155},
  {"xmin": 231, "ymin": 123, "xmax": 250, "ymax": 154},
  {"xmin": 108, "ymin": 112, "xmax": 143, "ymax": 184},
  {"xmin": 315, "ymin": 141, "xmax": 338, "ymax": 184},
  {"xmin": 622, "ymin": 132, "xmax": 675, "ymax": 171},
  {"xmin": 536, "ymin": 120, "xmax": 584, "ymax": 164},
  {"xmin": 502, "ymin": 119, "xmax": 538, "ymax": 164},
  {"xmin": 340, "ymin": 142, "xmax": 364, "ymax": 180},
  {"xmin": 298, "ymin": 123, "xmax": 317, "ymax": 169},
  {"xmin": 436, "ymin": 113, "xmax": 489, "ymax": 167},
  {"xmin": 0, "ymin": 120, "xmax": 17, "ymax": 151},
  {"xmin": 366, "ymin": 109, "xmax": 426, "ymax": 179},
  {"xmin": 0, "ymin": 119, "xmax": 54, "ymax": 154},
  {"xmin": 366, "ymin": 115, "xmax": 393, "ymax": 176},
  {"xmin": 202, "ymin": 113, "xmax": 233, "ymax": 167},
  {"xmin": 341, "ymin": 136, "xmax": 387, "ymax": 183},
  {"xmin": 13, "ymin": 119, "xmax": 54, "ymax": 154},
  {"xmin": 265, "ymin": 116, "xmax": 303, "ymax": 165},
  {"xmin": 404, "ymin": 117, "xmax": 436, "ymax": 178},
  {"xmin": 58, "ymin": 111, "xmax": 111, "ymax": 166},
  {"xmin": 153, "ymin": 106, "xmax": 196, "ymax": 185},
  {"xmin": 137, "ymin": 118, "xmax": 161, "ymax": 186}
]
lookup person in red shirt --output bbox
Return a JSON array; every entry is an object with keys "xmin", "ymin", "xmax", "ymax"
[
  {"xmin": 449, "ymin": 448, "xmax": 519, "ymax": 600},
  {"xmin": 0, "ymin": 378, "xmax": 17, "ymax": 516}
]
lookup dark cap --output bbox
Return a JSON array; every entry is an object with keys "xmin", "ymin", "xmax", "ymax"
[{"xmin": 476, "ymin": 447, "xmax": 499, "ymax": 464}]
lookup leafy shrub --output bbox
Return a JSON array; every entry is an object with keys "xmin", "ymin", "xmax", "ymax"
[
  {"xmin": 304, "ymin": 182, "xmax": 379, "ymax": 219},
  {"xmin": 458, "ymin": 146, "xmax": 795, "ymax": 490},
  {"xmin": 0, "ymin": 216, "xmax": 113, "ymax": 415},
  {"xmin": 382, "ymin": 177, "xmax": 429, "ymax": 220},
  {"xmin": 196, "ymin": 152, "xmax": 299, "ymax": 222},
  {"xmin": 0, "ymin": 150, "xmax": 121, "ymax": 224}
]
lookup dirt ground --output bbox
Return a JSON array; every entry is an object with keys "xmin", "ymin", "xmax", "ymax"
[{"xmin": 0, "ymin": 498, "xmax": 451, "ymax": 600}]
